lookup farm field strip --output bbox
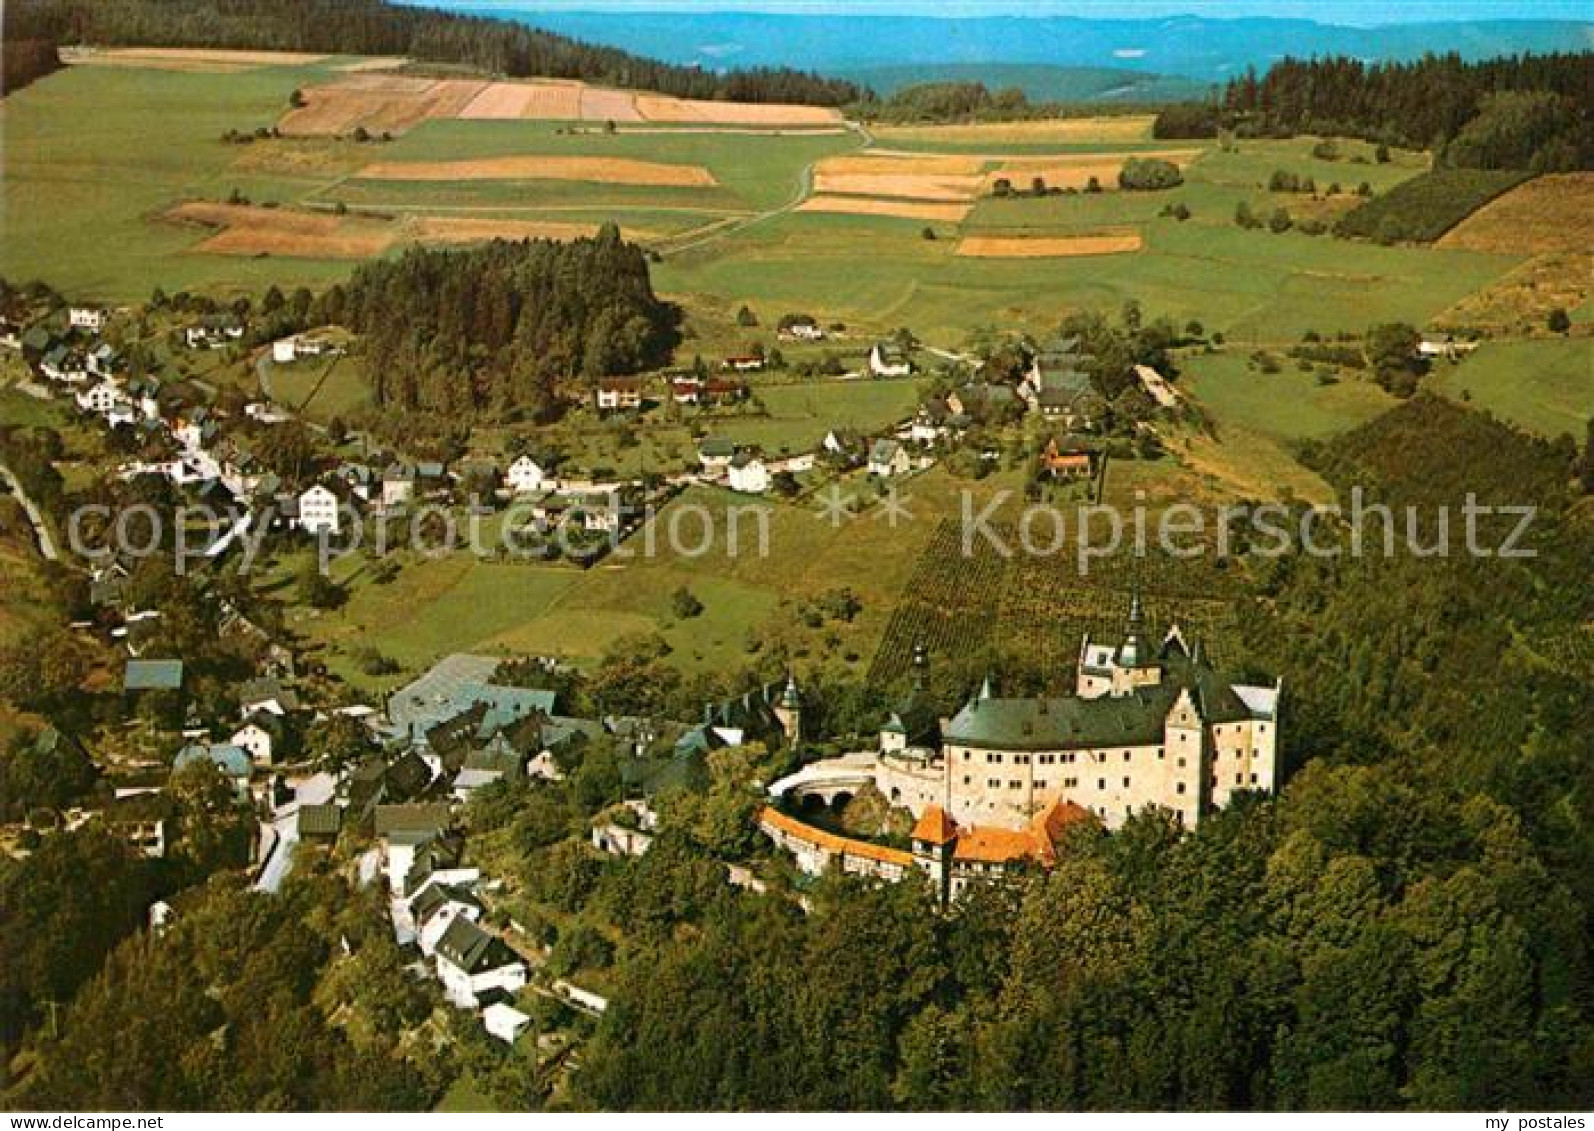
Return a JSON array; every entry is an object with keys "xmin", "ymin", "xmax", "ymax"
[
  {"xmin": 354, "ymin": 154, "xmax": 719, "ymax": 186},
  {"xmin": 278, "ymin": 73, "xmax": 844, "ymax": 136},
  {"xmin": 956, "ymin": 232, "xmax": 1145, "ymax": 258}
]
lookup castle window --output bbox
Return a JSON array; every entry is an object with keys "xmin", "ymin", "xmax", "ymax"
[
  {"xmin": 1123, "ymin": 751, "xmax": 1131, "ymax": 762},
  {"xmin": 962, "ymin": 751, "xmax": 970, "ymax": 761},
  {"xmin": 1176, "ymin": 782, "xmax": 1186, "ymax": 795},
  {"xmin": 987, "ymin": 778, "xmax": 1001, "ymax": 789},
  {"xmin": 1015, "ymin": 754, "xmax": 1029, "ymax": 765},
  {"xmin": 1097, "ymin": 778, "xmax": 1106, "ymax": 790},
  {"xmin": 1250, "ymin": 773, "xmax": 1258, "ymax": 784},
  {"xmin": 1157, "ymin": 747, "xmax": 1164, "ymax": 759},
  {"xmin": 1178, "ymin": 757, "xmax": 1186, "ymax": 768},
  {"xmin": 962, "ymin": 775, "xmax": 970, "ymax": 785},
  {"xmin": 1123, "ymin": 777, "xmax": 1130, "ymax": 787},
  {"xmin": 1010, "ymin": 780, "xmax": 1022, "ymax": 790},
  {"xmin": 1235, "ymin": 774, "xmax": 1243, "ymax": 785}
]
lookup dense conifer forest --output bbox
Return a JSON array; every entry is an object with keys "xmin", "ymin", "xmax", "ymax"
[
  {"xmin": 1157, "ymin": 51, "xmax": 1593, "ymax": 171},
  {"xmin": 346, "ymin": 226, "xmax": 681, "ymax": 419},
  {"xmin": 6, "ymin": 0, "xmax": 864, "ymax": 105}
]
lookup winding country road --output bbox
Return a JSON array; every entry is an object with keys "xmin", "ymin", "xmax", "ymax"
[
  {"xmin": 0, "ymin": 461, "xmax": 61, "ymax": 562},
  {"xmin": 657, "ymin": 119, "xmax": 875, "ymax": 259}
]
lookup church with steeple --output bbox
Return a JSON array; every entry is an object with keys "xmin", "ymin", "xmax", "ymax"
[{"xmin": 874, "ymin": 596, "xmax": 1282, "ymax": 832}]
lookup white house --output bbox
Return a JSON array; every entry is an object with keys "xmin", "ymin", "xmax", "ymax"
[
  {"xmin": 868, "ymin": 438, "xmax": 911, "ymax": 478},
  {"xmin": 483, "ymin": 1002, "xmax": 533, "ymax": 1045},
  {"xmin": 69, "ymin": 306, "xmax": 105, "ymax": 333},
  {"xmin": 594, "ymin": 379, "xmax": 643, "ymax": 412},
  {"xmin": 380, "ymin": 467, "xmax": 415, "ymax": 510},
  {"xmin": 296, "ymin": 484, "xmax": 341, "ymax": 536},
  {"xmin": 869, "ymin": 342, "xmax": 913, "ymax": 378},
  {"xmin": 435, "ymin": 917, "xmax": 528, "ymax": 1010},
  {"xmin": 727, "ymin": 452, "xmax": 770, "ymax": 494},
  {"xmin": 411, "ymin": 881, "xmax": 484, "ymax": 958},
  {"xmin": 506, "ymin": 456, "xmax": 548, "ymax": 495},
  {"xmin": 230, "ymin": 716, "xmax": 281, "ymax": 766},
  {"xmin": 270, "ymin": 338, "xmax": 297, "ymax": 364}
]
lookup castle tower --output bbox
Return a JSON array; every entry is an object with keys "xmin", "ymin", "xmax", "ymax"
[{"xmin": 773, "ymin": 672, "xmax": 802, "ymax": 744}]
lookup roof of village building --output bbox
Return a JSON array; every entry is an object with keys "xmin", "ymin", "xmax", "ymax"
[
  {"xmin": 124, "ymin": 658, "xmax": 184, "ymax": 692},
  {"xmin": 297, "ymin": 803, "xmax": 342, "ymax": 839},
  {"xmin": 411, "ymin": 880, "xmax": 481, "ymax": 925},
  {"xmin": 911, "ymin": 805, "xmax": 958, "ymax": 845},
  {"xmin": 374, "ymin": 802, "xmax": 452, "ymax": 839},
  {"xmin": 435, "ymin": 916, "xmax": 521, "ymax": 975}
]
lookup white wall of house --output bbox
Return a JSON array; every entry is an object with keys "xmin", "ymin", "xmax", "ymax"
[{"xmin": 438, "ymin": 954, "xmax": 528, "ymax": 1010}]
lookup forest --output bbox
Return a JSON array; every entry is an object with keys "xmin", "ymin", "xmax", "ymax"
[
  {"xmin": 6, "ymin": 0, "xmax": 864, "ymax": 106},
  {"xmin": 0, "ymin": 38, "xmax": 61, "ymax": 95},
  {"xmin": 345, "ymin": 225, "xmax": 681, "ymax": 419},
  {"xmin": 1211, "ymin": 52, "xmax": 1594, "ymax": 170}
]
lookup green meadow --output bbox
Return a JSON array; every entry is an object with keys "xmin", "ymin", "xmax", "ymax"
[{"xmin": 1426, "ymin": 338, "xmax": 1594, "ymax": 438}]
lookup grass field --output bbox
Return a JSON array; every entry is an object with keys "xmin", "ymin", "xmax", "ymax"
[
  {"xmin": 1425, "ymin": 339, "xmax": 1594, "ymax": 438},
  {"xmin": 285, "ymin": 469, "xmax": 1028, "ymax": 691}
]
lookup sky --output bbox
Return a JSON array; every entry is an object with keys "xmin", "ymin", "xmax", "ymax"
[{"xmin": 443, "ymin": 0, "xmax": 1594, "ymax": 24}]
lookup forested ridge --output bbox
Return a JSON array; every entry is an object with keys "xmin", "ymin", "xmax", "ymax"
[
  {"xmin": 1157, "ymin": 51, "xmax": 1593, "ymax": 171},
  {"xmin": 346, "ymin": 225, "xmax": 681, "ymax": 419},
  {"xmin": 6, "ymin": 0, "xmax": 864, "ymax": 106}
]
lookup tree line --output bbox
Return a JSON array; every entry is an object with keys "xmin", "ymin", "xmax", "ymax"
[
  {"xmin": 8, "ymin": 0, "xmax": 864, "ymax": 106},
  {"xmin": 1155, "ymin": 51, "xmax": 1593, "ymax": 170},
  {"xmin": 345, "ymin": 225, "xmax": 681, "ymax": 420}
]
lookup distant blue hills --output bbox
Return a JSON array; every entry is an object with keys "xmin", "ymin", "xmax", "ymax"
[{"xmin": 454, "ymin": 8, "xmax": 1592, "ymax": 100}]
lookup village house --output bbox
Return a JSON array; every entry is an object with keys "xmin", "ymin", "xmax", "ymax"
[
  {"xmin": 434, "ymin": 916, "xmax": 528, "ymax": 1010},
  {"xmin": 412, "ymin": 881, "xmax": 484, "ymax": 958},
  {"xmin": 296, "ymin": 484, "xmax": 342, "ymax": 536},
  {"xmin": 184, "ymin": 313, "xmax": 245, "ymax": 350},
  {"xmin": 868, "ymin": 438, "xmax": 912, "ymax": 478},
  {"xmin": 869, "ymin": 342, "xmax": 914, "ymax": 378},
  {"xmin": 483, "ymin": 1002, "xmax": 533, "ymax": 1045},
  {"xmin": 68, "ymin": 306, "xmax": 105, "ymax": 333},
  {"xmin": 172, "ymin": 742, "xmax": 254, "ymax": 799},
  {"xmin": 697, "ymin": 435, "xmax": 737, "ymax": 476},
  {"xmin": 1040, "ymin": 436, "xmax": 1096, "ymax": 480},
  {"xmin": 505, "ymin": 455, "xmax": 549, "ymax": 495},
  {"xmin": 821, "ymin": 427, "xmax": 867, "ymax": 465},
  {"xmin": 595, "ymin": 377, "xmax": 643, "ymax": 412},
  {"xmin": 779, "ymin": 319, "xmax": 826, "ymax": 342},
  {"xmin": 375, "ymin": 803, "xmax": 455, "ymax": 894},
  {"xmin": 380, "ymin": 463, "xmax": 416, "ymax": 509},
  {"xmin": 230, "ymin": 711, "xmax": 289, "ymax": 766},
  {"xmin": 727, "ymin": 451, "xmax": 771, "ymax": 494},
  {"xmin": 722, "ymin": 354, "xmax": 766, "ymax": 373}
]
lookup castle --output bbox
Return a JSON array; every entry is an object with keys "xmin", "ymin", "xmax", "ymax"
[{"xmin": 762, "ymin": 598, "xmax": 1282, "ymax": 898}]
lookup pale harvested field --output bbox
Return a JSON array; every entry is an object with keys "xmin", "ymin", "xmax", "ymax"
[
  {"xmin": 278, "ymin": 74, "xmax": 836, "ymax": 133},
  {"xmin": 357, "ymin": 155, "xmax": 717, "ymax": 186},
  {"xmin": 166, "ymin": 202, "xmax": 396, "ymax": 258},
  {"xmin": 822, "ymin": 154, "xmax": 988, "ymax": 176},
  {"xmin": 990, "ymin": 149, "xmax": 1203, "ymax": 191},
  {"xmin": 873, "ymin": 115, "xmax": 1157, "ymax": 144},
  {"xmin": 811, "ymin": 153, "xmax": 989, "ymax": 202},
  {"xmin": 164, "ymin": 201, "xmax": 653, "ymax": 260},
  {"xmin": 335, "ymin": 57, "xmax": 408, "ymax": 73},
  {"xmin": 634, "ymin": 93, "xmax": 843, "ymax": 126},
  {"xmin": 62, "ymin": 46, "xmax": 326, "ymax": 71},
  {"xmin": 408, "ymin": 217, "xmax": 654, "ymax": 244},
  {"xmin": 813, "ymin": 172, "xmax": 988, "ymax": 202},
  {"xmin": 797, "ymin": 195, "xmax": 973, "ymax": 222},
  {"xmin": 280, "ymin": 77, "xmax": 487, "ymax": 136},
  {"xmin": 1436, "ymin": 173, "xmax": 1594, "ymax": 255},
  {"xmin": 579, "ymin": 87, "xmax": 645, "ymax": 123},
  {"xmin": 956, "ymin": 232, "xmax": 1144, "ymax": 258},
  {"xmin": 199, "ymin": 225, "xmax": 394, "ymax": 258}
]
